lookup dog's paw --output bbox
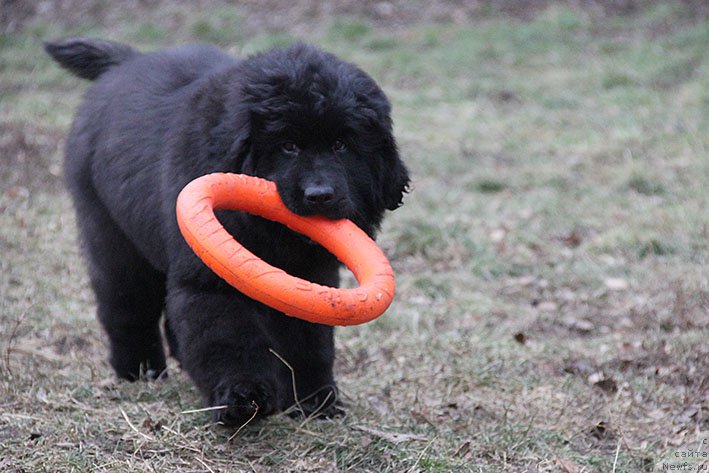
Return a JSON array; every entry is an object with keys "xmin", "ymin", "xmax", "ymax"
[
  {"xmin": 110, "ymin": 351, "xmax": 167, "ymax": 382},
  {"xmin": 288, "ymin": 385, "xmax": 345, "ymax": 419},
  {"xmin": 210, "ymin": 380, "xmax": 277, "ymax": 427}
]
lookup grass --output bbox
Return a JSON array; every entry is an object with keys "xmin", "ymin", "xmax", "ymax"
[{"xmin": 1, "ymin": 1, "xmax": 708, "ymax": 471}]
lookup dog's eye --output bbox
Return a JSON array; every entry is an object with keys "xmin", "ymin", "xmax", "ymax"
[
  {"xmin": 282, "ymin": 141, "xmax": 299, "ymax": 154},
  {"xmin": 332, "ymin": 140, "xmax": 346, "ymax": 152}
]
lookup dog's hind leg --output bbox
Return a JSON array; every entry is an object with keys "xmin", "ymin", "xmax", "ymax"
[{"xmin": 66, "ymin": 165, "xmax": 167, "ymax": 381}]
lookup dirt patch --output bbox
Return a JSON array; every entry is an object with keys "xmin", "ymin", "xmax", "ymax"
[{"xmin": 0, "ymin": 122, "xmax": 63, "ymax": 193}]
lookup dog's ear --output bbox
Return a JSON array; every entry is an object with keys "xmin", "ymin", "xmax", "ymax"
[
  {"xmin": 209, "ymin": 112, "xmax": 251, "ymax": 172},
  {"xmin": 384, "ymin": 148, "xmax": 409, "ymax": 210},
  {"xmin": 228, "ymin": 117, "xmax": 253, "ymax": 175},
  {"xmin": 380, "ymin": 140, "xmax": 410, "ymax": 211},
  {"xmin": 207, "ymin": 85, "xmax": 253, "ymax": 173},
  {"xmin": 360, "ymin": 90, "xmax": 410, "ymax": 211}
]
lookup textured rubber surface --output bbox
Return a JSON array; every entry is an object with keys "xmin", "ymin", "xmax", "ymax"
[{"xmin": 175, "ymin": 173, "xmax": 395, "ymax": 326}]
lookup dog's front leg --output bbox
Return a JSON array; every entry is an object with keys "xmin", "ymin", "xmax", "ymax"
[{"xmin": 165, "ymin": 279, "xmax": 285, "ymax": 427}]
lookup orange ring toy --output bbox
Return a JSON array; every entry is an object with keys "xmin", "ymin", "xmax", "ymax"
[{"xmin": 175, "ymin": 173, "xmax": 395, "ymax": 326}]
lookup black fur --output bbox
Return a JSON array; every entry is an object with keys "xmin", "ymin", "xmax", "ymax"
[{"xmin": 46, "ymin": 38, "xmax": 409, "ymax": 426}]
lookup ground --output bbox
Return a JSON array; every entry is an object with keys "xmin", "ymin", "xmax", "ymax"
[{"xmin": 0, "ymin": 1, "xmax": 707, "ymax": 472}]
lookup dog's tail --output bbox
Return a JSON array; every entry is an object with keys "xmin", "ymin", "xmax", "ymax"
[{"xmin": 44, "ymin": 37, "xmax": 137, "ymax": 81}]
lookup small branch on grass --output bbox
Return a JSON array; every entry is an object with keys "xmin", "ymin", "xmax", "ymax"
[
  {"xmin": 159, "ymin": 424, "xmax": 204, "ymax": 454},
  {"xmin": 227, "ymin": 401, "xmax": 259, "ymax": 442},
  {"xmin": 292, "ymin": 425, "xmax": 326, "ymax": 439},
  {"xmin": 354, "ymin": 425, "xmax": 427, "ymax": 444},
  {"xmin": 299, "ymin": 388, "xmax": 334, "ymax": 428},
  {"xmin": 269, "ymin": 347, "xmax": 342, "ymax": 425},
  {"xmin": 119, "ymin": 407, "xmax": 154, "ymax": 441},
  {"xmin": 408, "ymin": 436, "xmax": 437, "ymax": 473},
  {"xmin": 612, "ymin": 438, "xmax": 622, "ymax": 473},
  {"xmin": 2, "ymin": 309, "xmax": 30, "ymax": 376},
  {"xmin": 269, "ymin": 348, "xmax": 303, "ymax": 415},
  {"xmin": 2, "ymin": 412, "xmax": 43, "ymax": 421},
  {"xmin": 195, "ymin": 457, "xmax": 215, "ymax": 473},
  {"xmin": 69, "ymin": 396, "xmax": 104, "ymax": 413},
  {"xmin": 181, "ymin": 405, "xmax": 229, "ymax": 415}
]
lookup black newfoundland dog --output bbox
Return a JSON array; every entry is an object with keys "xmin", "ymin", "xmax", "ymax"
[{"xmin": 45, "ymin": 38, "xmax": 408, "ymax": 426}]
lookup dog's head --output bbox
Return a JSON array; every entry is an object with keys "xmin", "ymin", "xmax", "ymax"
[{"xmin": 227, "ymin": 43, "xmax": 409, "ymax": 235}]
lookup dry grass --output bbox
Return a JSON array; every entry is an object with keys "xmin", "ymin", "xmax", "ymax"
[{"xmin": 1, "ymin": 1, "xmax": 708, "ymax": 471}]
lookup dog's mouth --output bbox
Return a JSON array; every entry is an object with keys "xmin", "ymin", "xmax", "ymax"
[
  {"xmin": 286, "ymin": 197, "xmax": 365, "ymax": 247},
  {"xmin": 281, "ymin": 194, "xmax": 354, "ymax": 222},
  {"xmin": 276, "ymin": 195, "xmax": 373, "ymax": 246},
  {"xmin": 300, "ymin": 200, "xmax": 353, "ymax": 220}
]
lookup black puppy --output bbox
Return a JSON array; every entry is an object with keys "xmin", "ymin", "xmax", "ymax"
[{"xmin": 46, "ymin": 38, "xmax": 408, "ymax": 426}]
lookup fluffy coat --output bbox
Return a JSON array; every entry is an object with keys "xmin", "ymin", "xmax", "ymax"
[{"xmin": 46, "ymin": 38, "xmax": 409, "ymax": 426}]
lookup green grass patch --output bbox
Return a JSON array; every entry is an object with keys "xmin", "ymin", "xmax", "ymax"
[
  {"xmin": 627, "ymin": 174, "xmax": 665, "ymax": 195},
  {"xmin": 474, "ymin": 178, "xmax": 508, "ymax": 193},
  {"xmin": 133, "ymin": 22, "xmax": 167, "ymax": 43},
  {"xmin": 190, "ymin": 6, "xmax": 244, "ymax": 45},
  {"xmin": 603, "ymin": 71, "xmax": 637, "ymax": 89},
  {"xmin": 638, "ymin": 238, "xmax": 675, "ymax": 258},
  {"xmin": 329, "ymin": 17, "xmax": 371, "ymax": 42}
]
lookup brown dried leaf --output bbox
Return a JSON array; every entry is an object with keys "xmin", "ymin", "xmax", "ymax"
[
  {"xmin": 594, "ymin": 377, "xmax": 618, "ymax": 394},
  {"xmin": 590, "ymin": 420, "xmax": 611, "ymax": 439},
  {"xmin": 556, "ymin": 457, "xmax": 583, "ymax": 473},
  {"xmin": 453, "ymin": 440, "xmax": 471, "ymax": 458},
  {"xmin": 560, "ymin": 230, "xmax": 583, "ymax": 248},
  {"xmin": 142, "ymin": 417, "xmax": 163, "ymax": 433},
  {"xmin": 410, "ymin": 409, "xmax": 434, "ymax": 425}
]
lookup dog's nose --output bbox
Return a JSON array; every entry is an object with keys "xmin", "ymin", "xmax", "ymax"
[{"xmin": 304, "ymin": 184, "xmax": 335, "ymax": 205}]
